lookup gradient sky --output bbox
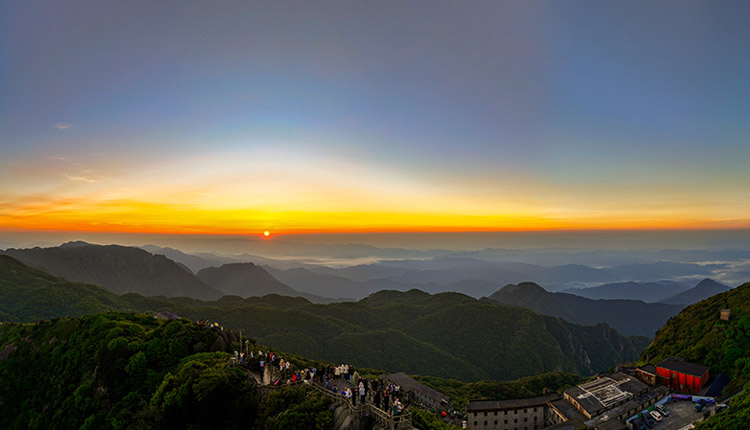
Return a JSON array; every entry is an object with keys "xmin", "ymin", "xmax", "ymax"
[{"xmin": 2, "ymin": 1, "xmax": 750, "ymax": 236}]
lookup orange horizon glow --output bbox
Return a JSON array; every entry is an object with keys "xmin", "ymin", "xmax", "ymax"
[
  {"xmin": 1, "ymin": 204, "xmax": 748, "ymax": 236},
  {"xmin": 2, "ymin": 150, "xmax": 748, "ymax": 236},
  {"xmin": 4, "ymin": 3, "xmax": 750, "ymax": 249},
  {"xmin": 3, "ymin": 225, "xmax": 750, "ymax": 236}
]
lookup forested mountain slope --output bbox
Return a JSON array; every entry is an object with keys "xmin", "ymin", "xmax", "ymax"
[
  {"xmin": 1, "ymin": 244, "xmax": 222, "ymax": 300},
  {"xmin": 119, "ymin": 289, "xmax": 649, "ymax": 381},
  {"xmin": 640, "ymin": 282, "xmax": 750, "ymax": 430},
  {"xmin": 0, "ymin": 255, "xmax": 125, "ymax": 321},
  {"xmin": 0, "ymin": 257, "xmax": 649, "ymax": 383},
  {"xmin": 641, "ymin": 281, "xmax": 750, "ymax": 387},
  {"xmin": 0, "ymin": 313, "xmax": 332, "ymax": 430}
]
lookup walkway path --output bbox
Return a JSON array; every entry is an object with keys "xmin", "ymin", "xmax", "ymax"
[{"xmin": 230, "ymin": 361, "xmax": 414, "ymax": 430}]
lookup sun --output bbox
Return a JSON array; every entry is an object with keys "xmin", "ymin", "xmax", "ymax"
[{"xmin": 263, "ymin": 231, "xmax": 270, "ymax": 237}]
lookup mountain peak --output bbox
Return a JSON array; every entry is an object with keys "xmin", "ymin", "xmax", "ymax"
[
  {"xmin": 695, "ymin": 278, "xmax": 723, "ymax": 289},
  {"xmin": 659, "ymin": 278, "xmax": 730, "ymax": 305},
  {"xmin": 196, "ymin": 262, "xmax": 298, "ymax": 298},
  {"xmin": 496, "ymin": 282, "xmax": 548, "ymax": 296},
  {"xmin": 218, "ymin": 262, "xmax": 258, "ymax": 269},
  {"xmin": 516, "ymin": 281, "xmax": 548, "ymax": 292},
  {"xmin": 488, "ymin": 282, "xmax": 550, "ymax": 307},
  {"xmin": 60, "ymin": 240, "xmax": 95, "ymax": 248},
  {"xmin": 364, "ymin": 288, "xmax": 430, "ymax": 303}
]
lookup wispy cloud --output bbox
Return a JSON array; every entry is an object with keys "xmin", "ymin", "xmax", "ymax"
[
  {"xmin": 54, "ymin": 122, "xmax": 72, "ymax": 130},
  {"xmin": 65, "ymin": 175, "xmax": 99, "ymax": 183}
]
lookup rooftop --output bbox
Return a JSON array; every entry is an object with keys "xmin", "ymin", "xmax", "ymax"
[
  {"xmin": 468, "ymin": 393, "xmax": 560, "ymax": 412},
  {"xmin": 564, "ymin": 373, "xmax": 648, "ymax": 417},
  {"xmin": 656, "ymin": 357, "xmax": 710, "ymax": 377},
  {"xmin": 637, "ymin": 364, "xmax": 656, "ymax": 375},
  {"xmin": 385, "ymin": 372, "xmax": 450, "ymax": 403},
  {"xmin": 550, "ymin": 398, "xmax": 587, "ymax": 422},
  {"xmin": 589, "ymin": 386, "xmax": 669, "ymax": 427}
]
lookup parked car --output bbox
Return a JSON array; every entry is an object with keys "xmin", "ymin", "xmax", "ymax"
[
  {"xmin": 655, "ymin": 404, "xmax": 669, "ymax": 416},
  {"xmin": 650, "ymin": 410, "xmax": 663, "ymax": 422},
  {"xmin": 695, "ymin": 398, "xmax": 706, "ymax": 412},
  {"xmin": 633, "ymin": 419, "xmax": 647, "ymax": 430},
  {"xmin": 716, "ymin": 403, "xmax": 729, "ymax": 412}
]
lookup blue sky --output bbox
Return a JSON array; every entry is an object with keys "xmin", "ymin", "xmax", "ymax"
[{"xmin": 1, "ymin": 1, "xmax": 749, "ymax": 234}]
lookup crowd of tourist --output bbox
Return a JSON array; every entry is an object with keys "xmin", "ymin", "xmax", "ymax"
[
  {"xmin": 205, "ymin": 315, "xmax": 461, "ymax": 427},
  {"xmin": 196, "ymin": 319, "xmax": 223, "ymax": 329},
  {"xmin": 231, "ymin": 349, "xmax": 411, "ymax": 417},
  {"xmin": 223, "ymin": 326, "xmax": 462, "ymax": 429}
]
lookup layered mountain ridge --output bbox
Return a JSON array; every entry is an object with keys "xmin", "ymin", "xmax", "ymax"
[
  {"xmin": 1, "ymin": 243, "xmax": 222, "ymax": 300},
  {"xmin": 560, "ymin": 280, "xmax": 690, "ymax": 302},
  {"xmin": 0, "ymin": 255, "xmax": 648, "ymax": 382},
  {"xmin": 488, "ymin": 281, "xmax": 685, "ymax": 337}
]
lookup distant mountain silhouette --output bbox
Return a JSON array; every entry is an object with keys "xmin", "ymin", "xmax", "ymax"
[
  {"xmin": 308, "ymin": 263, "xmax": 416, "ymax": 282},
  {"xmin": 1, "ymin": 244, "xmax": 222, "ymax": 300},
  {"xmin": 140, "ymin": 245, "xmax": 219, "ymax": 273},
  {"xmin": 59, "ymin": 240, "xmax": 96, "ymax": 248},
  {"xmin": 561, "ymin": 281, "xmax": 690, "ymax": 302},
  {"xmin": 264, "ymin": 266, "xmax": 370, "ymax": 299},
  {"xmin": 197, "ymin": 263, "xmax": 333, "ymax": 303},
  {"xmin": 488, "ymin": 282, "xmax": 685, "ymax": 337},
  {"xmin": 659, "ymin": 278, "xmax": 731, "ymax": 305},
  {"xmin": 311, "ymin": 259, "xmax": 719, "ymax": 291}
]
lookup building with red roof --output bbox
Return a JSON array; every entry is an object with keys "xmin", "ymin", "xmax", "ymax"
[{"xmin": 655, "ymin": 357, "xmax": 709, "ymax": 394}]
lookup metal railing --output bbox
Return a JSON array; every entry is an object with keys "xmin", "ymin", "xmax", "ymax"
[
  {"xmin": 269, "ymin": 379, "xmax": 413, "ymax": 429},
  {"xmin": 230, "ymin": 361, "xmax": 414, "ymax": 429}
]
